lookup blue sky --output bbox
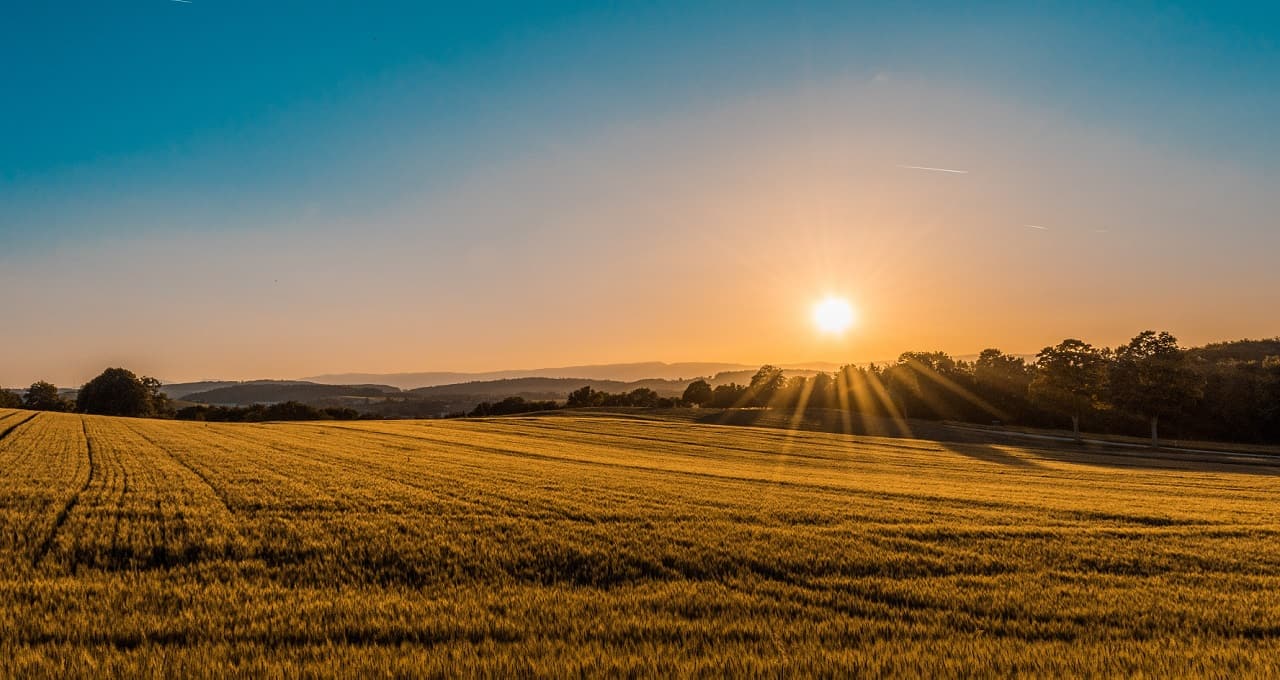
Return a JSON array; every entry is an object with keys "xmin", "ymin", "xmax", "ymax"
[
  {"xmin": 4, "ymin": 2, "xmax": 1276, "ymax": 247},
  {"xmin": 2, "ymin": 1, "xmax": 1279, "ymax": 383}
]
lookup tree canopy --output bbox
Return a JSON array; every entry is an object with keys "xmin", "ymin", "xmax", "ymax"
[
  {"xmin": 76, "ymin": 368, "xmax": 159, "ymax": 417},
  {"xmin": 1109, "ymin": 331, "xmax": 1203, "ymax": 446},
  {"xmin": 680, "ymin": 380, "xmax": 713, "ymax": 407},
  {"xmin": 0, "ymin": 389, "xmax": 22, "ymax": 409},
  {"xmin": 23, "ymin": 381, "xmax": 71, "ymax": 412},
  {"xmin": 1027, "ymin": 339, "xmax": 1108, "ymax": 439}
]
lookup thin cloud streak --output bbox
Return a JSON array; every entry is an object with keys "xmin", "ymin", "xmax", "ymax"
[
  {"xmin": 896, "ymin": 164, "xmax": 969, "ymax": 174},
  {"xmin": 1025, "ymin": 224, "xmax": 1049, "ymax": 230}
]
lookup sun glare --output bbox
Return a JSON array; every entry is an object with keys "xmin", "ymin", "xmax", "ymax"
[{"xmin": 813, "ymin": 296, "xmax": 855, "ymax": 335}]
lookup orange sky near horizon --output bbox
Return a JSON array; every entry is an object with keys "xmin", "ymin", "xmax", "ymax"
[{"xmin": 3, "ymin": 76, "xmax": 1277, "ymax": 386}]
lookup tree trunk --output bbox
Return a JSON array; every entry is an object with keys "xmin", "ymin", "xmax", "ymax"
[
  {"xmin": 1071, "ymin": 414, "xmax": 1081, "ymax": 442},
  {"xmin": 1150, "ymin": 415, "xmax": 1159, "ymax": 449}
]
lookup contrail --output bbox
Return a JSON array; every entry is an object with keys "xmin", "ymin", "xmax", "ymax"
[
  {"xmin": 170, "ymin": 0, "xmax": 192, "ymax": 4},
  {"xmin": 897, "ymin": 164, "xmax": 969, "ymax": 174},
  {"xmin": 1025, "ymin": 224, "xmax": 1049, "ymax": 230}
]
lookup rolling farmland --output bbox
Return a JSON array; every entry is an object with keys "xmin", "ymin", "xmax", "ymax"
[{"xmin": 1, "ymin": 407, "xmax": 1280, "ymax": 676}]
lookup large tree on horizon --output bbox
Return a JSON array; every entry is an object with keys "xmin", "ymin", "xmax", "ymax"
[
  {"xmin": 1030, "ymin": 339, "xmax": 1108, "ymax": 441},
  {"xmin": 973, "ymin": 348, "xmax": 1034, "ymax": 421},
  {"xmin": 76, "ymin": 368, "xmax": 156, "ymax": 417},
  {"xmin": 1109, "ymin": 330, "xmax": 1203, "ymax": 448},
  {"xmin": 747, "ymin": 365, "xmax": 786, "ymax": 407},
  {"xmin": 23, "ymin": 381, "xmax": 70, "ymax": 412},
  {"xmin": 680, "ymin": 379, "xmax": 713, "ymax": 407}
]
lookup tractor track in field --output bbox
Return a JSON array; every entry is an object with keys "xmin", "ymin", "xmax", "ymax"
[
  {"xmin": 311, "ymin": 423, "xmax": 1033, "ymax": 514},
  {"xmin": 125, "ymin": 423, "xmax": 238, "ymax": 519},
  {"xmin": 211, "ymin": 425, "xmax": 490, "ymax": 514},
  {"xmin": 31, "ymin": 417, "xmax": 96, "ymax": 568},
  {"xmin": 110, "ymin": 424, "xmax": 170, "ymax": 560},
  {"xmin": 108, "ymin": 457, "xmax": 130, "ymax": 566},
  {"xmin": 202, "ymin": 423, "xmax": 482, "ymax": 529},
  {"xmin": 0, "ymin": 412, "xmax": 39, "ymax": 445}
]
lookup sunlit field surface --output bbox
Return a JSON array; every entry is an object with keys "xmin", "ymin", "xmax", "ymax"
[{"xmin": 1, "ymin": 407, "xmax": 1279, "ymax": 677}]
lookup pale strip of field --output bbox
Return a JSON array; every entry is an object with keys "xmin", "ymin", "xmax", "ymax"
[{"xmin": 0, "ymin": 408, "xmax": 1279, "ymax": 676}]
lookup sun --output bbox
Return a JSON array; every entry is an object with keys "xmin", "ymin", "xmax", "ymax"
[{"xmin": 812, "ymin": 296, "xmax": 856, "ymax": 334}]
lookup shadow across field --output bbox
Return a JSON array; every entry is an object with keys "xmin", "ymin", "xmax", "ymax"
[
  {"xmin": 529, "ymin": 407, "xmax": 1280, "ymax": 476},
  {"xmin": 699, "ymin": 409, "xmax": 1280, "ymax": 476},
  {"xmin": 1020, "ymin": 444, "xmax": 1280, "ymax": 476},
  {"xmin": 937, "ymin": 442, "xmax": 1044, "ymax": 469}
]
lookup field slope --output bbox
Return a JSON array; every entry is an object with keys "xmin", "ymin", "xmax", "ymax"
[{"xmin": 1, "ymin": 407, "xmax": 1279, "ymax": 676}]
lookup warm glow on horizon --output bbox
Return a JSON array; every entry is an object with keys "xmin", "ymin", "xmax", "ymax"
[
  {"xmin": 2, "ymin": 3, "xmax": 1278, "ymax": 388},
  {"xmin": 812, "ymin": 296, "xmax": 856, "ymax": 335}
]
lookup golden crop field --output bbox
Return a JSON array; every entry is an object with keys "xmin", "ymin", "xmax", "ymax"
[{"xmin": 1, "ymin": 406, "xmax": 1279, "ymax": 677}]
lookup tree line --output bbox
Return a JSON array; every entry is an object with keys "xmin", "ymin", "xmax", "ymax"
[
  {"xmin": 459, "ymin": 331, "xmax": 1280, "ymax": 446},
  {"xmin": 1, "ymin": 368, "xmax": 173, "ymax": 417},
  {"xmin": 672, "ymin": 331, "xmax": 1277, "ymax": 446},
  {"xmin": 6, "ymin": 331, "xmax": 1278, "ymax": 444},
  {"xmin": 0, "ymin": 368, "xmax": 364, "ymax": 423},
  {"xmin": 175, "ymin": 402, "xmax": 363, "ymax": 422}
]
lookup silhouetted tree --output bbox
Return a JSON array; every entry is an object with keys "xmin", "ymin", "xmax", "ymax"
[
  {"xmin": 1264, "ymin": 358, "xmax": 1280, "ymax": 441},
  {"xmin": 0, "ymin": 389, "xmax": 21, "ymax": 409},
  {"xmin": 626, "ymin": 388, "xmax": 660, "ymax": 407},
  {"xmin": 833, "ymin": 364, "xmax": 891, "ymax": 418},
  {"xmin": 748, "ymin": 365, "xmax": 787, "ymax": 407},
  {"xmin": 808, "ymin": 373, "xmax": 835, "ymax": 410},
  {"xmin": 175, "ymin": 405, "xmax": 212, "ymax": 421},
  {"xmin": 469, "ymin": 396, "xmax": 559, "ymax": 417},
  {"xmin": 23, "ymin": 381, "xmax": 71, "ymax": 412},
  {"xmin": 898, "ymin": 351, "xmax": 958, "ymax": 375},
  {"xmin": 1109, "ymin": 331, "xmax": 1203, "ymax": 447},
  {"xmin": 882, "ymin": 363, "xmax": 921, "ymax": 419},
  {"xmin": 77, "ymin": 368, "xmax": 153, "ymax": 416},
  {"xmin": 263, "ymin": 401, "xmax": 324, "ymax": 421},
  {"xmin": 566, "ymin": 386, "xmax": 599, "ymax": 408},
  {"xmin": 141, "ymin": 376, "xmax": 173, "ymax": 417},
  {"xmin": 973, "ymin": 348, "xmax": 1033, "ymax": 422},
  {"xmin": 681, "ymin": 379, "xmax": 713, "ymax": 407},
  {"xmin": 1190, "ymin": 359, "xmax": 1269, "ymax": 441},
  {"xmin": 709, "ymin": 383, "xmax": 747, "ymax": 408},
  {"xmin": 1030, "ymin": 340, "xmax": 1107, "ymax": 441}
]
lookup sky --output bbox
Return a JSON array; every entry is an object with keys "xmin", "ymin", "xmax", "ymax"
[{"xmin": 2, "ymin": 1, "xmax": 1279, "ymax": 385}]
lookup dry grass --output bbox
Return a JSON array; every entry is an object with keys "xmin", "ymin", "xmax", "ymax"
[{"xmin": 1, "ymin": 407, "xmax": 1279, "ymax": 677}]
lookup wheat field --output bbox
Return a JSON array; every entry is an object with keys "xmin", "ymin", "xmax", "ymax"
[{"xmin": 1, "ymin": 407, "xmax": 1278, "ymax": 677}]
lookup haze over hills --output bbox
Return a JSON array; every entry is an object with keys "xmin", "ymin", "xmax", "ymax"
[
  {"xmin": 158, "ymin": 356, "xmax": 1019, "ymax": 399},
  {"xmin": 301, "ymin": 362, "xmax": 841, "ymax": 390},
  {"xmin": 174, "ymin": 375, "xmax": 760, "ymax": 415},
  {"xmin": 178, "ymin": 381, "xmax": 403, "ymax": 406}
]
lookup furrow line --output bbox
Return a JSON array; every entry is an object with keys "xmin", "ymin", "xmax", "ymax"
[
  {"xmin": 0, "ymin": 412, "xmax": 39, "ymax": 445},
  {"xmin": 317, "ymin": 423, "xmax": 1031, "ymax": 513},
  {"xmin": 126, "ymin": 423, "xmax": 237, "ymax": 517},
  {"xmin": 209, "ymin": 426, "xmax": 490, "ymax": 514},
  {"xmin": 31, "ymin": 417, "xmax": 95, "ymax": 568}
]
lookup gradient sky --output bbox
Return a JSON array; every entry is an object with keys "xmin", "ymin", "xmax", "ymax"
[{"xmin": 3, "ymin": 1, "xmax": 1279, "ymax": 385}]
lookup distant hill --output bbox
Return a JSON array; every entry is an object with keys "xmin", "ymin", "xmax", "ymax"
[
  {"xmin": 408, "ymin": 377, "xmax": 689, "ymax": 401},
  {"xmin": 159, "ymin": 381, "xmax": 245, "ymax": 400},
  {"xmin": 304, "ymin": 362, "xmax": 763, "ymax": 390},
  {"xmin": 1188, "ymin": 338, "xmax": 1280, "ymax": 363},
  {"xmin": 182, "ymin": 381, "xmax": 401, "ymax": 406},
  {"xmin": 301, "ymin": 361, "xmax": 857, "ymax": 389}
]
